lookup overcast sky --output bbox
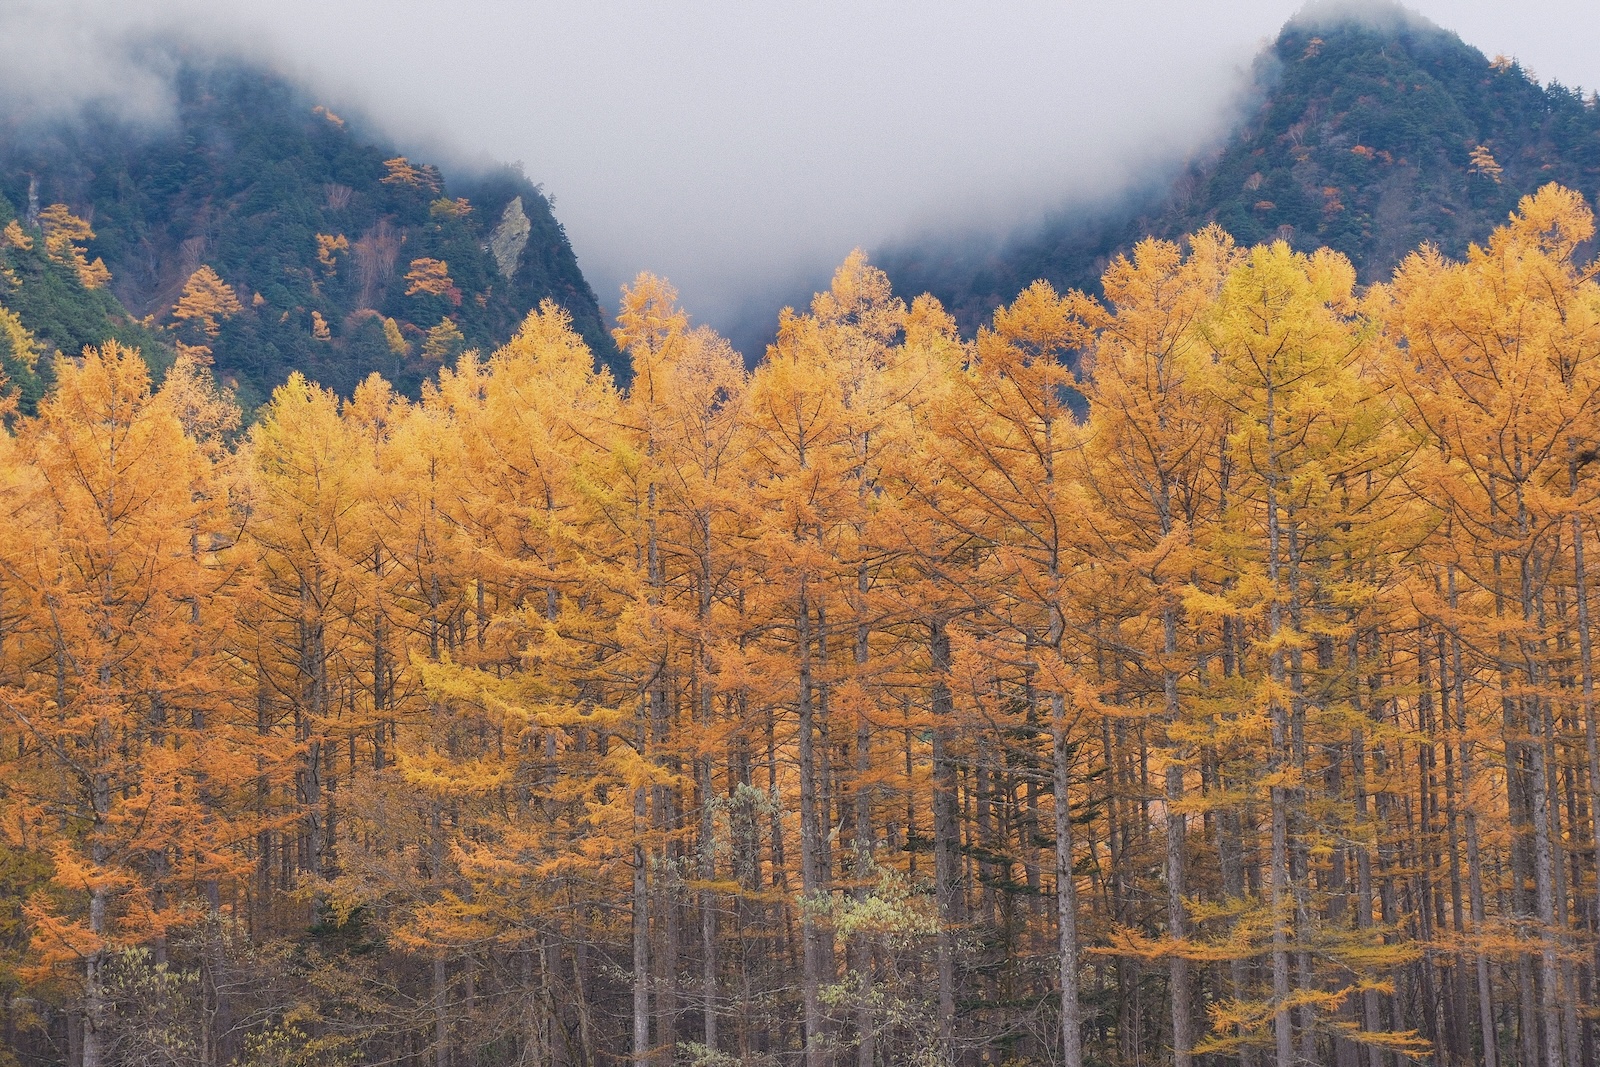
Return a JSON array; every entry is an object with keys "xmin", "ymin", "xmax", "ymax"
[{"xmin": 3, "ymin": 1, "xmax": 1598, "ymax": 341}]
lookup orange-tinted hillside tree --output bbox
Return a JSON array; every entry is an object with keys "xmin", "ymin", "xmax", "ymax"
[
  {"xmin": 1377, "ymin": 184, "xmax": 1600, "ymax": 1067},
  {"xmin": 36, "ymin": 205, "xmax": 110, "ymax": 290},
  {"xmin": 171, "ymin": 267, "xmax": 243, "ymax": 342},
  {"xmin": 1068, "ymin": 228, "xmax": 1236, "ymax": 1067},
  {"xmin": 937, "ymin": 279, "xmax": 1097, "ymax": 1067},
  {"xmin": 0, "ymin": 343, "xmax": 249, "ymax": 1067}
]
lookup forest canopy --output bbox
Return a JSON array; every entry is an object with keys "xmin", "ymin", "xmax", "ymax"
[{"xmin": 3, "ymin": 185, "xmax": 1600, "ymax": 1067}]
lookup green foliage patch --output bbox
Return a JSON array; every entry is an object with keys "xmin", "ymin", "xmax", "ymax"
[{"xmin": 0, "ymin": 58, "xmax": 619, "ymax": 411}]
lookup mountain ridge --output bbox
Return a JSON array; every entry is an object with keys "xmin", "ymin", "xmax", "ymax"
[
  {"xmin": 0, "ymin": 53, "xmax": 619, "ymax": 411},
  {"xmin": 883, "ymin": 4, "xmax": 1600, "ymax": 334}
]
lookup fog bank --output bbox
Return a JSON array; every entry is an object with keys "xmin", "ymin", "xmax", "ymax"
[{"xmin": 3, "ymin": 1, "xmax": 1596, "ymax": 350}]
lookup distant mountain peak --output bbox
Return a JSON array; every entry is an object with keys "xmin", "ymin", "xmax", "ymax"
[
  {"xmin": 1288, "ymin": 0, "xmax": 1441, "ymax": 35},
  {"xmin": 884, "ymin": 4, "xmax": 1600, "ymax": 334}
]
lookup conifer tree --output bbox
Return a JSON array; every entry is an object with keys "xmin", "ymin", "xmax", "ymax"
[
  {"xmin": 1069, "ymin": 228, "xmax": 1236, "ymax": 1067},
  {"xmin": 0, "ymin": 343, "xmax": 249, "ymax": 1067},
  {"xmin": 937, "ymin": 278, "xmax": 1096, "ymax": 1067},
  {"xmin": 172, "ymin": 266, "xmax": 243, "ymax": 340},
  {"xmin": 1378, "ymin": 184, "xmax": 1600, "ymax": 1067}
]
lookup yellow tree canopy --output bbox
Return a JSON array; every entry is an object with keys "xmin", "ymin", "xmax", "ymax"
[
  {"xmin": 172, "ymin": 265, "xmax": 243, "ymax": 338},
  {"xmin": 37, "ymin": 204, "xmax": 110, "ymax": 290},
  {"xmin": 3, "ymin": 219, "xmax": 32, "ymax": 250},
  {"xmin": 381, "ymin": 156, "xmax": 442, "ymax": 194},
  {"xmin": 405, "ymin": 257, "xmax": 456, "ymax": 300},
  {"xmin": 316, "ymin": 233, "xmax": 349, "ymax": 272},
  {"xmin": 422, "ymin": 317, "xmax": 465, "ymax": 363}
]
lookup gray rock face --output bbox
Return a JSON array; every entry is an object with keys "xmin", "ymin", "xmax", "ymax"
[{"xmin": 488, "ymin": 196, "xmax": 532, "ymax": 279}]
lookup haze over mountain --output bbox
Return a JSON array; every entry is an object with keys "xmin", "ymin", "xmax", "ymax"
[
  {"xmin": 0, "ymin": 59, "xmax": 613, "ymax": 410},
  {"xmin": 883, "ymin": 3, "xmax": 1600, "ymax": 335},
  {"xmin": 1, "ymin": 1, "xmax": 1597, "ymax": 401},
  {"xmin": 4, "ymin": 1, "xmax": 1598, "ymax": 355}
]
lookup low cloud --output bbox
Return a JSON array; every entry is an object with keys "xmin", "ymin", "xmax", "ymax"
[{"xmin": 3, "ymin": 1, "xmax": 1597, "ymax": 353}]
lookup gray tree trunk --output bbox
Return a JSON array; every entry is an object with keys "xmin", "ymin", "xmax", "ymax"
[
  {"xmin": 1161, "ymin": 604, "xmax": 1192, "ymax": 1067},
  {"xmin": 1051, "ymin": 693, "xmax": 1084, "ymax": 1067},
  {"xmin": 932, "ymin": 623, "xmax": 959, "ymax": 1060},
  {"xmin": 634, "ymin": 709, "xmax": 652, "ymax": 1065},
  {"xmin": 798, "ymin": 590, "xmax": 828, "ymax": 1067}
]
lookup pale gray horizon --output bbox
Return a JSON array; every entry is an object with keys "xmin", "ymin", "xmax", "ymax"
[{"xmin": 2, "ymin": 0, "xmax": 1597, "ymax": 347}]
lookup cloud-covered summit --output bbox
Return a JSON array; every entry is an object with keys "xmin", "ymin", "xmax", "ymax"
[{"xmin": 3, "ymin": 1, "xmax": 1597, "ymax": 352}]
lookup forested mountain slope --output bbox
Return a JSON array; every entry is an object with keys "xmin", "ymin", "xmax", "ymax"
[
  {"xmin": 885, "ymin": 4, "xmax": 1600, "ymax": 333},
  {"xmin": 0, "ymin": 59, "xmax": 616, "ymax": 409}
]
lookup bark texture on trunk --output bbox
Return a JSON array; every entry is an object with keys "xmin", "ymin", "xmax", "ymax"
[{"xmin": 1051, "ymin": 693, "xmax": 1084, "ymax": 1067}]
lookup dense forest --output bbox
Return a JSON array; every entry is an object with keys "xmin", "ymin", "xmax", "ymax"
[
  {"xmin": 0, "ymin": 60, "xmax": 615, "ymax": 411},
  {"xmin": 886, "ymin": 7, "xmax": 1600, "ymax": 337},
  {"xmin": 3, "ymin": 180, "xmax": 1600, "ymax": 1067}
]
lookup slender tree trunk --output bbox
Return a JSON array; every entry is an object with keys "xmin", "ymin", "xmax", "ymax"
[
  {"xmin": 433, "ymin": 955, "xmax": 449, "ymax": 1067},
  {"xmin": 1443, "ymin": 566, "xmax": 1499, "ymax": 1067},
  {"xmin": 1217, "ymin": 608, "xmax": 1255, "ymax": 1067},
  {"xmin": 200, "ymin": 879, "xmax": 223, "ymax": 1067},
  {"xmin": 1051, "ymin": 691, "xmax": 1084, "ymax": 1067},
  {"xmin": 373, "ymin": 545, "xmax": 387, "ymax": 771},
  {"xmin": 798, "ymin": 588, "xmax": 828, "ymax": 1067},
  {"xmin": 932, "ymin": 622, "xmax": 959, "ymax": 1060},
  {"xmin": 1270, "ymin": 759, "xmax": 1294, "ymax": 1067},
  {"xmin": 1571, "ymin": 482, "xmax": 1600, "ymax": 1054},
  {"xmin": 298, "ymin": 575, "xmax": 327, "ymax": 892},
  {"xmin": 1518, "ymin": 535, "xmax": 1565, "ymax": 1067},
  {"xmin": 524, "ymin": 946, "xmax": 550, "ymax": 1067},
  {"xmin": 698, "ymin": 535, "xmax": 719, "ymax": 1056},
  {"xmin": 1284, "ymin": 517, "xmax": 1318, "ymax": 1067},
  {"xmin": 1161, "ymin": 602, "xmax": 1192, "ymax": 1067},
  {"xmin": 1353, "ymin": 725, "xmax": 1384, "ymax": 1067},
  {"xmin": 431, "ymin": 803, "xmax": 449, "ymax": 1067},
  {"xmin": 634, "ymin": 704, "xmax": 652, "ymax": 1066},
  {"xmin": 1437, "ymin": 624, "xmax": 1470, "ymax": 1067},
  {"xmin": 82, "ymin": 809, "xmax": 109, "ymax": 1067},
  {"xmin": 1529, "ymin": 691, "xmax": 1565, "ymax": 1067},
  {"xmin": 854, "ymin": 597, "xmax": 875, "ymax": 1067},
  {"xmin": 1264, "ymin": 389, "xmax": 1294, "ymax": 1067},
  {"xmin": 654, "ymin": 715, "xmax": 679, "ymax": 1062},
  {"xmin": 573, "ymin": 940, "xmax": 596, "ymax": 1067},
  {"xmin": 700, "ymin": 749, "xmax": 718, "ymax": 1055}
]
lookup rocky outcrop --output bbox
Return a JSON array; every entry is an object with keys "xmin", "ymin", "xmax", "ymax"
[{"xmin": 488, "ymin": 196, "xmax": 531, "ymax": 279}]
